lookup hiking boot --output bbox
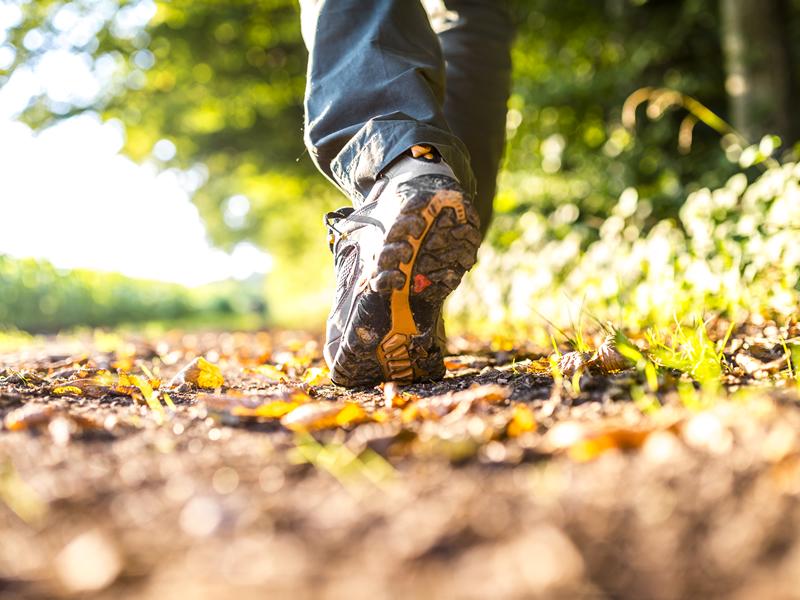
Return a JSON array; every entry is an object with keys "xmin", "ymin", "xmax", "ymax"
[{"xmin": 323, "ymin": 145, "xmax": 482, "ymax": 387}]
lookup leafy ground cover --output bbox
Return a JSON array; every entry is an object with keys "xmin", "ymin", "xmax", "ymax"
[
  {"xmin": 452, "ymin": 154, "xmax": 800, "ymax": 341},
  {"xmin": 3, "ymin": 321, "xmax": 800, "ymax": 599}
]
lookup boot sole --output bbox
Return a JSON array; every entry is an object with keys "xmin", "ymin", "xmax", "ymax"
[{"xmin": 330, "ymin": 175, "xmax": 481, "ymax": 387}]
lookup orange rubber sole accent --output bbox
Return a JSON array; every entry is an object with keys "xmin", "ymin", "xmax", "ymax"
[{"xmin": 375, "ymin": 190, "xmax": 468, "ymax": 383}]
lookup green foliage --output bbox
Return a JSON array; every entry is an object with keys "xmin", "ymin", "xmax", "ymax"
[
  {"xmin": 4, "ymin": 1, "xmax": 750, "ymax": 254},
  {"xmin": 0, "ymin": 255, "xmax": 265, "ymax": 332},
  {"xmin": 645, "ymin": 319, "xmax": 732, "ymax": 390},
  {"xmin": 4, "ymin": 0, "xmax": 800, "ymax": 328},
  {"xmin": 450, "ymin": 158, "xmax": 800, "ymax": 341},
  {"xmin": 501, "ymin": 0, "xmax": 736, "ymax": 231}
]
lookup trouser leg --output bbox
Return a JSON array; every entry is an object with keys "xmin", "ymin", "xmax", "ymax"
[
  {"xmin": 301, "ymin": 0, "xmax": 475, "ymax": 207},
  {"xmin": 430, "ymin": 0, "xmax": 515, "ymax": 233}
]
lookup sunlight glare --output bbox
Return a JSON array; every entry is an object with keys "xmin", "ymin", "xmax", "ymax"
[{"xmin": 0, "ymin": 114, "xmax": 271, "ymax": 286}]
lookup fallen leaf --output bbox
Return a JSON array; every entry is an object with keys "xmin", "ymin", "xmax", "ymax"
[
  {"xmin": 50, "ymin": 368, "xmax": 113, "ymax": 383},
  {"xmin": 47, "ymin": 370, "xmax": 160, "ymax": 401},
  {"xmin": 201, "ymin": 389, "xmax": 312, "ymax": 423},
  {"xmin": 4, "ymin": 405, "xmax": 57, "ymax": 431},
  {"xmin": 110, "ymin": 356, "xmax": 135, "ymax": 371},
  {"xmin": 557, "ymin": 337, "xmax": 631, "ymax": 378},
  {"xmin": 526, "ymin": 358, "xmax": 554, "ymax": 374},
  {"xmin": 125, "ymin": 373, "xmax": 165, "ymax": 412},
  {"xmin": 4, "ymin": 405, "xmax": 104, "ymax": 438},
  {"xmin": 461, "ymin": 385, "xmax": 510, "ymax": 404},
  {"xmin": 302, "ymin": 366, "xmax": 331, "ymax": 386},
  {"xmin": 558, "ymin": 351, "xmax": 591, "ymax": 378},
  {"xmin": 232, "ymin": 401, "xmax": 299, "ymax": 419},
  {"xmin": 52, "ymin": 385, "xmax": 84, "ymax": 397},
  {"xmin": 591, "ymin": 337, "xmax": 631, "ymax": 373},
  {"xmin": 170, "ymin": 357, "xmax": 224, "ymax": 389},
  {"xmin": 507, "ymin": 403, "xmax": 536, "ymax": 437},
  {"xmin": 735, "ymin": 352, "xmax": 787, "ymax": 377},
  {"xmin": 281, "ymin": 401, "xmax": 367, "ymax": 432},
  {"xmin": 249, "ymin": 363, "xmax": 287, "ymax": 382},
  {"xmin": 545, "ymin": 421, "xmax": 659, "ymax": 462},
  {"xmin": 400, "ymin": 402, "xmax": 422, "ymax": 423},
  {"xmin": 382, "ymin": 381, "xmax": 417, "ymax": 408},
  {"xmin": 401, "ymin": 384, "xmax": 510, "ymax": 422},
  {"xmin": 50, "ymin": 378, "xmax": 114, "ymax": 399},
  {"xmin": 370, "ymin": 408, "xmax": 393, "ymax": 423},
  {"xmin": 567, "ymin": 428, "xmax": 651, "ymax": 462},
  {"xmin": 444, "ymin": 357, "xmax": 470, "ymax": 371}
]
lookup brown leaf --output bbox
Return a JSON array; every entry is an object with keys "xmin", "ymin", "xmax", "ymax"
[
  {"xmin": 4, "ymin": 405, "xmax": 57, "ymax": 431},
  {"xmin": 47, "ymin": 369, "xmax": 159, "ymax": 400},
  {"xmin": 545, "ymin": 421, "xmax": 668, "ymax": 462},
  {"xmin": 401, "ymin": 384, "xmax": 510, "ymax": 422},
  {"xmin": 567, "ymin": 428, "xmax": 651, "ymax": 462},
  {"xmin": 735, "ymin": 352, "xmax": 787, "ymax": 377},
  {"xmin": 526, "ymin": 357, "xmax": 554, "ymax": 374},
  {"xmin": 558, "ymin": 351, "xmax": 591, "ymax": 378},
  {"xmin": 50, "ymin": 379, "xmax": 107, "ymax": 398},
  {"xmin": 591, "ymin": 338, "xmax": 631, "ymax": 373},
  {"xmin": 4, "ymin": 404, "xmax": 104, "ymax": 437}
]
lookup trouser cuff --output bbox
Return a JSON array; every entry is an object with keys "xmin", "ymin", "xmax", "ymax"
[{"xmin": 330, "ymin": 113, "xmax": 476, "ymax": 207}]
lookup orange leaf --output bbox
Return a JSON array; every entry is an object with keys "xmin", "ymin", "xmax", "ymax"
[
  {"xmin": 507, "ymin": 403, "xmax": 536, "ymax": 437},
  {"xmin": 444, "ymin": 358, "xmax": 469, "ymax": 371},
  {"xmin": 232, "ymin": 401, "xmax": 299, "ymax": 419},
  {"xmin": 201, "ymin": 389, "xmax": 312, "ymax": 423},
  {"xmin": 281, "ymin": 402, "xmax": 367, "ymax": 432},
  {"xmin": 4, "ymin": 405, "xmax": 56, "ymax": 431}
]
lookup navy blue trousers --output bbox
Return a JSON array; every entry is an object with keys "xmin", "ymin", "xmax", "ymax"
[{"xmin": 301, "ymin": 0, "xmax": 514, "ymax": 233}]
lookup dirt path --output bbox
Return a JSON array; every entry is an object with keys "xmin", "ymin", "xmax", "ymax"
[{"xmin": 2, "ymin": 330, "xmax": 800, "ymax": 599}]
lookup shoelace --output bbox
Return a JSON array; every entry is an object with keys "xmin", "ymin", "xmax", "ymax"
[
  {"xmin": 323, "ymin": 144, "xmax": 441, "ymax": 252},
  {"xmin": 324, "ymin": 207, "xmax": 355, "ymax": 252}
]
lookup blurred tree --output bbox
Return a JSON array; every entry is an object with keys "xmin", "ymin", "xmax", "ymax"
[
  {"xmin": 3, "ymin": 0, "xmax": 800, "ymax": 324},
  {"xmin": 0, "ymin": 254, "xmax": 265, "ymax": 332},
  {"xmin": 500, "ymin": 0, "xmax": 737, "ymax": 239},
  {"xmin": 720, "ymin": 0, "xmax": 797, "ymax": 144}
]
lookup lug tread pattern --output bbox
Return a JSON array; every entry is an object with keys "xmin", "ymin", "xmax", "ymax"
[{"xmin": 329, "ymin": 175, "xmax": 481, "ymax": 387}]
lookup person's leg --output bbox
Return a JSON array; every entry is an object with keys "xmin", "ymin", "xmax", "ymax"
[
  {"xmin": 429, "ymin": 0, "xmax": 515, "ymax": 234},
  {"xmin": 301, "ymin": 0, "xmax": 484, "ymax": 387},
  {"xmin": 300, "ymin": 0, "xmax": 476, "ymax": 206}
]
